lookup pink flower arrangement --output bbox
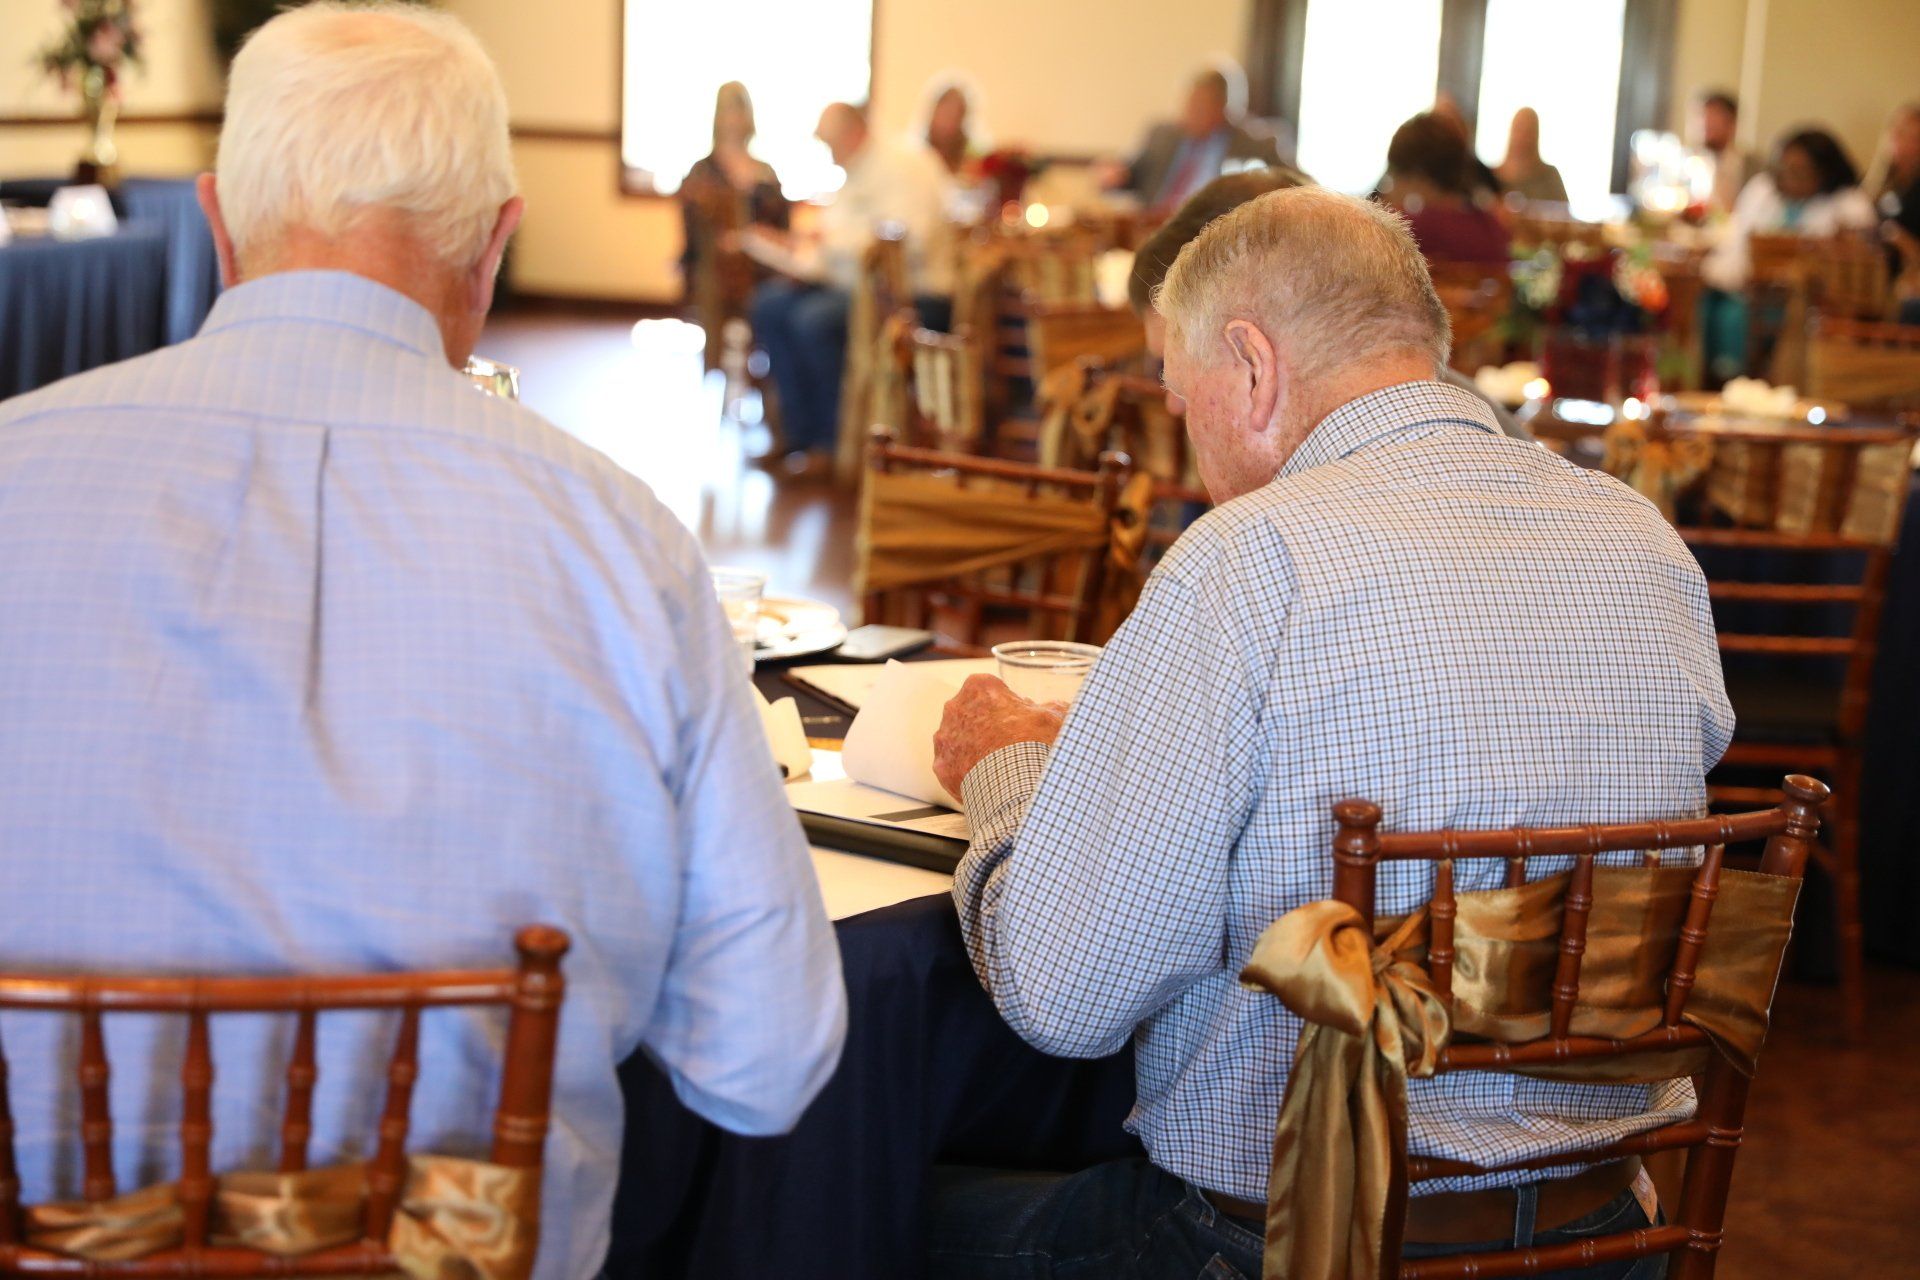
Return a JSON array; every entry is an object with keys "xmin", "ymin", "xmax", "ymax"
[{"xmin": 40, "ymin": 0, "xmax": 143, "ymax": 99}]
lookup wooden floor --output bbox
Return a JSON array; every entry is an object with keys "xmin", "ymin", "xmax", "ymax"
[{"xmin": 481, "ymin": 303, "xmax": 1920, "ymax": 1278}]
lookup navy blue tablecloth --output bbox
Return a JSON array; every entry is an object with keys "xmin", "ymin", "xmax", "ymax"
[
  {"xmin": 608, "ymin": 893, "xmax": 1140, "ymax": 1280},
  {"xmin": 119, "ymin": 178, "xmax": 222, "ymax": 346},
  {"xmin": 1859, "ymin": 476, "xmax": 1920, "ymax": 966},
  {"xmin": 0, "ymin": 229, "xmax": 168, "ymax": 400}
]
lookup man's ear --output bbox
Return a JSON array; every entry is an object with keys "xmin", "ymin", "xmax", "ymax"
[
  {"xmin": 467, "ymin": 196, "xmax": 525, "ymax": 315},
  {"xmin": 1224, "ymin": 318, "xmax": 1281, "ymax": 434},
  {"xmin": 195, "ymin": 173, "xmax": 240, "ymax": 288}
]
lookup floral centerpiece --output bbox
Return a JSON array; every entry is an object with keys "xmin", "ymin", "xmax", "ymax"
[
  {"xmin": 38, "ymin": 0, "xmax": 144, "ymax": 182},
  {"xmin": 1508, "ymin": 240, "xmax": 1671, "ymax": 403}
]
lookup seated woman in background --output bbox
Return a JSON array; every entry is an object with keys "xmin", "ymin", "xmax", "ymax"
[
  {"xmin": 678, "ymin": 81, "xmax": 787, "ymax": 299},
  {"xmin": 1700, "ymin": 126, "xmax": 1878, "ymax": 381},
  {"xmin": 1378, "ymin": 112, "xmax": 1512, "ymax": 266},
  {"xmin": 1872, "ymin": 104, "xmax": 1920, "ymax": 324},
  {"xmin": 922, "ymin": 78, "xmax": 982, "ymax": 176},
  {"xmin": 1496, "ymin": 107, "xmax": 1569, "ymax": 205}
]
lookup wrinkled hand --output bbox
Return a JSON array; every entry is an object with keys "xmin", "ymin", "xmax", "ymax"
[{"xmin": 932, "ymin": 675, "xmax": 1067, "ymax": 799}]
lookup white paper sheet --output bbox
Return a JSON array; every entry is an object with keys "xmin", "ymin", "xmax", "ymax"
[
  {"xmin": 840, "ymin": 660, "xmax": 983, "ymax": 810},
  {"xmin": 787, "ymin": 657, "xmax": 998, "ymax": 713},
  {"xmin": 752, "ymin": 684, "xmax": 814, "ymax": 780}
]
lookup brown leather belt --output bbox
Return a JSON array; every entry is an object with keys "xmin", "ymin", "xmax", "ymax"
[{"xmin": 1205, "ymin": 1157, "xmax": 1642, "ymax": 1246}]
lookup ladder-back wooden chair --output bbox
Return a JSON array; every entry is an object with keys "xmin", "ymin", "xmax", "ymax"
[
  {"xmin": 1426, "ymin": 262, "xmax": 1513, "ymax": 376},
  {"xmin": 858, "ymin": 427, "xmax": 1135, "ymax": 652},
  {"xmin": 1024, "ymin": 303, "xmax": 1147, "ymax": 385},
  {"xmin": 1746, "ymin": 233, "xmax": 1891, "ymax": 386},
  {"xmin": 1661, "ymin": 412, "xmax": 1917, "ymax": 1038},
  {"xmin": 0, "ymin": 926, "xmax": 569, "ymax": 1279},
  {"xmin": 1245, "ymin": 777, "xmax": 1827, "ymax": 1279},
  {"xmin": 834, "ymin": 231, "xmax": 911, "ymax": 484},
  {"xmin": 870, "ymin": 310, "xmax": 987, "ymax": 453},
  {"xmin": 1035, "ymin": 360, "xmax": 1209, "ymax": 572},
  {"xmin": 1805, "ymin": 316, "xmax": 1920, "ymax": 413}
]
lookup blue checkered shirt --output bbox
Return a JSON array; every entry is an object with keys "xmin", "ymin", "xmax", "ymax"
[
  {"xmin": 954, "ymin": 380, "xmax": 1733, "ymax": 1201},
  {"xmin": 0, "ymin": 271, "xmax": 846, "ymax": 1280}
]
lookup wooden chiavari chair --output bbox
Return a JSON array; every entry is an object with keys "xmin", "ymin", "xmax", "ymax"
[
  {"xmin": 1746, "ymin": 233, "xmax": 1891, "ymax": 386},
  {"xmin": 1805, "ymin": 316, "xmax": 1920, "ymax": 413},
  {"xmin": 1280, "ymin": 777, "xmax": 1828, "ymax": 1278},
  {"xmin": 0, "ymin": 927, "xmax": 569, "ymax": 1278},
  {"xmin": 1659, "ymin": 412, "xmax": 1919, "ymax": 1038},
  {"xmin": 1426, "ymin": 262, "xmax": 1513, "ymax": 376},
  {"xmin": 870, "ymin": 310, "xmax": 987, "ymax": 453},
  {"xmin": 833, "ymin": 230, "xmax": 911, "ymax": 484},
  {"xmin": 858, "ymin": 427, "xmax": 1133, "ymax": 652}
]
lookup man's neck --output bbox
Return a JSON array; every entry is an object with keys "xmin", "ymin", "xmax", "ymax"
[{"xmin": 242, "ymin": 223, "xmax": 465, "ymax": 365}]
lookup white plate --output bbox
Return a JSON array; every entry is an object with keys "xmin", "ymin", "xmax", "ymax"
[{"xmin": 755, "ymin": 595, "xmax": 848, "ymax": 662}]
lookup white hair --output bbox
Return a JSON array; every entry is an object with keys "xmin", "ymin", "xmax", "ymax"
[
  {"xmin": 1154, "ymin": 186, "xmax": 1451, "ymax": 378},
  {"xmin": 216, "ymin": 2, "xmax": 516, "ymax": 267}
]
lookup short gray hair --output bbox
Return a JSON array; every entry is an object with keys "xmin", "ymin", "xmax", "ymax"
[
  {"xmin": 1154, "ymin": 187, "xmax": 1451, "ymax": 378},
  {"xmin": 217, "ymin": 2, "xmax": 517, "ymax": 267}
]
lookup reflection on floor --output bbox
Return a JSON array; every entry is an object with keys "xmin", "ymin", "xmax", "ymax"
[
  {"xmin": 478, "ymin": 301, "xmax": 1920, "ymax": 1279},
  {"xmin": 478, "ymin": 304, "xmax": 858, "ymax": 613}
]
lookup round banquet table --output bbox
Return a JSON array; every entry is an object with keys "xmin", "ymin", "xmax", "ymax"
[
  {"xmin": 0, "ymin": 228, "xmax": 169, "ymax": 401},
  {"xmin": 604, "ymin": 659, "xmax": 1141, "ymax": 1280}
]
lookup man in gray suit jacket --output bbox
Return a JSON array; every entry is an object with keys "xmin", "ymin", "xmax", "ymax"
[{"xmin": 1114, "ymin": 69, "xmax": 1292, "ymax": 218}]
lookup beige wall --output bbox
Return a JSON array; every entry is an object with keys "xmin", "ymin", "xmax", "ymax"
[
  {"xmin": 1668, "ymin": 0, "xmax": 1748, "ymax": 137},
  {"xmin": 872, "ymin": 0, "xmax": 1249, "ymax": 155},
  {"xmin": 1669, "ymin": 0, "xmax": 1920, "ymax": 170},
  {"xmin": 1744, "ymin": 0, "xmax": 1920, "ymax": 174}
]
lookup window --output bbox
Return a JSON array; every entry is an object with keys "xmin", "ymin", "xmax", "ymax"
[
  {"xmin": 1473, "ymin": 0, "xmax": 1628, "ymax": 217},
  {"xmin": 1294, "ymin": 0, "xmax": 1444, "ymax": 197},
  {"xmin": 621, "ymin": 0, "xmax": 873, "ymax": 200},
  {"xmin": 1249, "ymin": 0, "xmax": 1671, "ymax": 208}
]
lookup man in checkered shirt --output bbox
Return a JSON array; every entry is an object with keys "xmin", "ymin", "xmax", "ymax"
[{"xmin": 925, "ymin": 188, "xmax": 1729, "ymax": 1279}]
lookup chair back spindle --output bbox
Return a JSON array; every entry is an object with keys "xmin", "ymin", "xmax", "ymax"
[{"xmin": 0, "ymin": 924, "xmax": 570, "ymax": 1278}]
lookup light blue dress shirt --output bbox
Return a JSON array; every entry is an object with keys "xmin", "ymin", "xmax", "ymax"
[{"xmin": 0, "ymin": 271, "xmax": 847, "ymax": 1280}]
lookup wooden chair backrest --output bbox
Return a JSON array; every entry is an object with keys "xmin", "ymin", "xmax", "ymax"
[
  {"xmin": 1659, "ymin": 412, "xmax": 1918, "ymax": 742},
  {"xmin": 873, "ymin": 310, "xmax": 987, "ymax": 452},
  {"xmin": 1426, "ymin": 262, "xmax": 1513, "ymax": 374},
  {"xmin": 1024, "ymin": 304, "xmax": 1147, "ymax": 383},
  {"xmin": 1748, "ymin": 233, "xmax": 1889, "ymax": 318},
  {"xmin": 1805, "ymin": 317, "xmax": 1920, "ymax": 412},
  {"xmin": 1330, "ymin": 778, "xmax": 1828, "ymax": 1279},
  {"xmin": 1034, "ymin": 361, "xmax": 1208, "ymax": 566},
  {"xmin": 0, "ymin": 927, "xmax": 570, "ymax": 1278},
  {"xmin": 862, "ymin": 428, "xmax": 1129, "ymax": 651},
  {"xmin": 834, "ymin": 231, "xmax": 912, "ymax": 482}
]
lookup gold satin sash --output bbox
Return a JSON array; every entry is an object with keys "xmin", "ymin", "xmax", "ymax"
[
  {"xmin": 1240, "ymin": 865, "xmax": 1801, "ymax": 1280},
  {"xmin": 857, "ymin": 466, "xmax": 1151, "ymax": 643},
  {"xmin": 21, "ymin": 1156, "xmax": 539, "ymax": 1280}
]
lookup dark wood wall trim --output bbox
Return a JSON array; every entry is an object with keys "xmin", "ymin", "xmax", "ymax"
[
  {"xmin": 0, "ymin": 111, "xmax": 220, "ymax": 128},
  {"xmin": 510, "ymin": 125, "xmax": 619, "ymax": 144}
]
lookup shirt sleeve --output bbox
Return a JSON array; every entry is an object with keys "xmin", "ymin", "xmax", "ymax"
[
  {"xmin": 641, "ymin": 557, "xmax": 848, "ymax": 1135},
  {"xmin": 950, "ymin": 547, "xmax": 1282, "ymax": 1057}
]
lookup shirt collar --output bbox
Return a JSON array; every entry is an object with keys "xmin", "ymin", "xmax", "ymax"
[
  {"xmin": 198, "ymin": 269, "xmax": 446, "ymax": 360},
  {"xmin": 1278, "ymin": 379, "xmax": 1502, "ymax": 480}
]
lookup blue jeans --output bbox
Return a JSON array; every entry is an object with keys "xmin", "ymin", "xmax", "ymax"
[
  {"xmin": 926, "ymin": 1158, "xmax": 1666, "ymax": 1280},
  {"xmin": 927, "ymin": 1159, "xmax": 1261, "ymax": 1279},
  {"xmin": 748, "ymin": 283, "xmax": 954, "ymax": 454},
  {"xmin": 750, "ymin": 280, "xmax": 852, "ymax": 454}
]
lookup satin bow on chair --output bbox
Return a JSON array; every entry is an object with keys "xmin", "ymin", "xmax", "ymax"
[{"xmin": 1240, "ymin": 903, "xmax": 1450, "ymax": 1280}]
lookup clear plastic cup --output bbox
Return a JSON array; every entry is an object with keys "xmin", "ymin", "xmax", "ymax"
[
  {"xmin": 462, "ymin": 354, "xmax": 521, "ymax": 400},
  {"xmin": 991, "ymin": 640, "xmax": 1102, "ymax": 704},
  {"xmin": 710, "ymin": 568, "xmax": 767, "ymax": 673}
]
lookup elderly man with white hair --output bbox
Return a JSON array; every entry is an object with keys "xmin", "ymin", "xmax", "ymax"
[
  {"xmin": 0, "ymin": 7, "xmax": 845, "ymax": 1280},
  {"xmin": 926, "ymin": 187, "xmax": 1729, "ymax": 1278}
]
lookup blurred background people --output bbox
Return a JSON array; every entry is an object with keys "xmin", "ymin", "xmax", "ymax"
[
  {"xmin": 1872, "ymin": 103, "xmax": 1920, "ymax": 320},
  {"xmin": 921, "ymin": 76, "xmax": 984, "ymax": 176},
  {"xmin": 744, "ymin": 101, "xmax": 953, "ymax": 477},
  {"xmin": 1496, "ymin": 106, "xmax": 1569, "ymax": 204},
  {"xmin": 1430, "ymin": 91, "xmax": 1503, "ymax": 200},
  {"xmin": 1379, "ymin": 111, "xmax": 1512, "ymax": 266},
  {"xmin": 678, "ymin": 81, "xmax": 788, "ymax": 324},
  {"xmin": 1701, "ymin": 126, "xmax": 1878, "ymax": 380},
  {"xmin": 1696, "ymin": 89, "xmax": 1760, "ymax": 215},
  {"xmin": 1104, "ymin": 64, "xmax": 1288, "ymax": 219}
]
